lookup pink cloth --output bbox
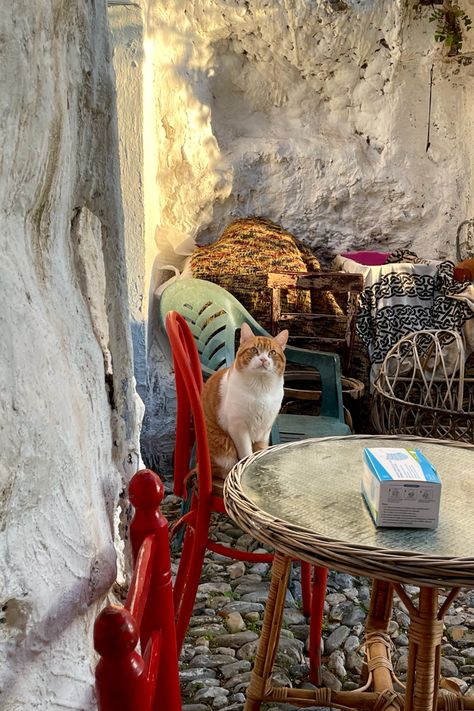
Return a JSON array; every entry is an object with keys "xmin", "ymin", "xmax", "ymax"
[{"xmin": 340, "ymin": 251, "xmax": 389, "ymax": 266}]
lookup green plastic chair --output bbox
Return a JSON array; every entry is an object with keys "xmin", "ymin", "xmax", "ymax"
[{"xmin": 157, "ymin": 278, "xmax": 351, "ymax": 441}]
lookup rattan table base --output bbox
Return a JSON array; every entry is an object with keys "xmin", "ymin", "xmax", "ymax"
[
  {"xmin": 223, "ymin": 436, "xmax": 474, "ymax": 711},
  {"xmin": 244, "ymin": 552, "xmax": 473, "ymax": 711}
]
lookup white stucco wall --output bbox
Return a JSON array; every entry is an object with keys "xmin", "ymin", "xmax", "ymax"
[
  {"xmin": 144, "ymin": 0, "xmax": 474, "ymax": 265},
  {"xmin": 0, "ymin": 2, "xmax": 140, "ymax": 709},
  {"xmin": 108, "ymin": 3, "xmax": 148, "ymax": 403}
]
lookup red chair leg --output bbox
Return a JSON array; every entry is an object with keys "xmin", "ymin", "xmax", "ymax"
[
  {"xmin": 172, "ymin": 494, "xmax": 212, "ymax": 653},
  {"xmin": 173, "ymin": 522, "xmax": 196, "ymax": 610},
  {"xmin": 174, "ymin": 537, "xmax": 208, "ymax": 653},
  {"xmin": 300, "ymin": 562, "xmax": 312, "ymax": 617},
  {"xmin": 308, "ymin": 565, "xmax": 328, "ymax": 686}
]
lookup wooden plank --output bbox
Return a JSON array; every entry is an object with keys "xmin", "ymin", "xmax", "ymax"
[
  {"xmin": 271, "ymin": 287, "xmax": 282, "ymax": 335},
  {"xmin": 278, "ymin": 313, "xmax": 346, "ymax": 322},
  {"xmin": 267, "ymin": 271, "xmax": 364, "ymax": 292},
  {"xmin": 266, "ymin": 273, "xmax": 298, "ymax": 289},
  {"xmin": 288, "ymin": 336, "xmax": 346, "ymax": 346},
  {"xmin": 296, "ymin": 273, "xmax": 363, "ymax": 292}
]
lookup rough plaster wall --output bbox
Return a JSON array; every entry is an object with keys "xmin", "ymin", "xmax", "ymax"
[
  {"xmin": 148, "ymin": 0, "xmax": 474, "ymax": 262},
  {"xmin": 109, "ymin": 4, "xmax": 147, "ymax": 404},
  {"xmin": 140, "ymin": 0, "xmax": 474, "ymax": 468},
  {"xmin": 0, "ymin": 2, "xmax": 140, "ymax": 709}
]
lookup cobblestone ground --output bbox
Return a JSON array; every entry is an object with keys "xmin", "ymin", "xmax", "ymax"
[{"xmin": 162, "ymin": 495, "xmax": 474, "ymax": 711}]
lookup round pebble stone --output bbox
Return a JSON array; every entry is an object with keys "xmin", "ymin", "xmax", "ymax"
[
  {"xmin": 327, "ymin": 649, "xmax": 346, "ymax": 679},
  {"xmin": 229, "ymin": 693, "xmax": 246, "ymax": 703},
  {"xmin": 244, "ymin": 611, "xmax": 260, "ymax": 623},
  {"xmin": 325, "ymin": 625, "xmax": 350, "ymax": 654},
  {"xmin": 224, "ymin": 612, "xmax": 247, "ymax": 633},
  {"xmin": 343, "ymin": 635, "xmax": 360, "ymax": 654}
]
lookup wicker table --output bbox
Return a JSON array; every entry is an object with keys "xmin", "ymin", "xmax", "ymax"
[{"xmin": 223, "ymin": 435, "xmax": 474, "ymax": 711}]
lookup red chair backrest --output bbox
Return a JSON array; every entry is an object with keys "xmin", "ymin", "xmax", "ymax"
[
  {"xmin": 94, "ymin": 469, "xmax": 182, "ymax": 711},
  {"xmin": 166, "ymin": 311, "xmax": 213, "ymax": 501}
]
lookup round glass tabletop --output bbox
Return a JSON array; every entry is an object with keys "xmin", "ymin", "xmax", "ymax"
[{"xmin": 236, "ymin": 435, "xmax": 474, "ymax": 561}]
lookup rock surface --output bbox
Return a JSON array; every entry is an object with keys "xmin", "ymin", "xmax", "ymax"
[{"xmin": 0, "ymin": 2, "xmax": 140, "ymax": 709}]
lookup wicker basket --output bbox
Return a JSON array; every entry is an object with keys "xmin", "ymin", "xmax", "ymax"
[{"xmin": 371, "ymin": 330, "xmax": 474, "ymax": 443}]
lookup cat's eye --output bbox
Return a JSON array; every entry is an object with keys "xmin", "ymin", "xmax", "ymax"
[
  {"xmin": 269, "ymin": 350, "xmax": 276, "ymax": 356},
  {"xmin": 250, "ymin": 347, "xmax": 258, "ymax": 354}
]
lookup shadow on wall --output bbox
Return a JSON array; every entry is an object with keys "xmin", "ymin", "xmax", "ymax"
[
  {"xmin": 1, "ymin": 547, "xmax": 116, "ymax": 701},
  {"xmin": 131, "ymin": 319, "xmax": 147, "ymax": 403},
  {"xmin": 140, "ymin": 339, "xmax": 176, "ymax": 480}
]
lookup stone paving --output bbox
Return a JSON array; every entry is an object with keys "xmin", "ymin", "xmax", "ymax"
[{"xmin": 162, "ymin": 495, "xmax": 474, "ymax": 711}]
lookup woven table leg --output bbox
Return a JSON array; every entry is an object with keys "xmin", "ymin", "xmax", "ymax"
[
  {"xmin": 364, "ymin": 580, "xmax": 400, "ymax": 711},
  {"xmin": 405, "ymin": 587, "xmax": 443, "ymax": 711},
  {"xmin": 366, "ymin": 580, "xmax": 394, "ymax": 636},
  {"xmin": 244, "ymin": 552, "xmax": 292, "ymax": 711}
]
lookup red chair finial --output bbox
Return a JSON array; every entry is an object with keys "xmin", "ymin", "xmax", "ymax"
[
  {"xmin": 94, "ymin": 605, "xmax": 138, "ymax": 658},
  {"xmin": 129, "ymin": 469, "xmax": 164, "ymax": 510}
]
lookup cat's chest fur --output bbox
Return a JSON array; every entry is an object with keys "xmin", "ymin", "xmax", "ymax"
[{"xmin": 217, "ymin": 369, "xmax": 283, "ymax": 439}]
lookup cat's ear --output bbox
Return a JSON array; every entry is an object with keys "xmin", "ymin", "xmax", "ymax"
[
  {"xmin": 240, "ymin": 323, "xmax": 254, "ymax": 344},
  {"xmin": 274, "ymin": 329, "xmax": 289, "ymax": 350}
]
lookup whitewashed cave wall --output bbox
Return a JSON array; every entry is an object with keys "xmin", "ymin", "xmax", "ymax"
[
  {"xmin": 147, "ymin": 0, "xmax": 474, "ymax": 261},
  {"xmin": 140, "ymin": 0, "xmax": 474, "ymax": 467},
  {"xmin": 108, "ymin": 2, "xmax": 147, "ymax": 405},
  {"xmin": 0, "ymin": 2, "xmax": 140, "ymax": 710}
]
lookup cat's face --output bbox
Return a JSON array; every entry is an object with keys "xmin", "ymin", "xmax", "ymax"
[{"xmin": 235, "ymin": 323, "xmax": 288, "ymax": 376}]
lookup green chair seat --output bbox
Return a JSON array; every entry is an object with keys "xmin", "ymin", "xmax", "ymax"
[{"xmin": 275, "ymin": 414, "xmax": 351, "ymax": 443}]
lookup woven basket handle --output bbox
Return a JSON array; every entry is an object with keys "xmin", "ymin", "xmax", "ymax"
[{"xmin": 418, "ymin": 330, "xmax": 466, "ymax": 411}]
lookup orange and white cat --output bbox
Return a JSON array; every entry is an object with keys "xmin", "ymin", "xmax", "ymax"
[{"xmin": 201, "ymin": 323, "xmax": 289, "ymax": 481}]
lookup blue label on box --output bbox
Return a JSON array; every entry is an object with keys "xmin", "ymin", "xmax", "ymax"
[{"xmin": 363, "ymin": 448, "xmax": 440, "ymax": 484}]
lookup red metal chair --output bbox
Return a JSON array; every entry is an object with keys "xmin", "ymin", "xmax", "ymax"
[
  {"xmin": 94, "ymin": 469, "xmax": 181, "ymax": 711},
  {"xmin": 166, "ymin": 311, "xmax": 326, "ymax": 683}
]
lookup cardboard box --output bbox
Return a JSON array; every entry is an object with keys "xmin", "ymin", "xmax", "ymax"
[{"xmin": 361, "ymin": 447, "xmax": 441, "ymax": 528}]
